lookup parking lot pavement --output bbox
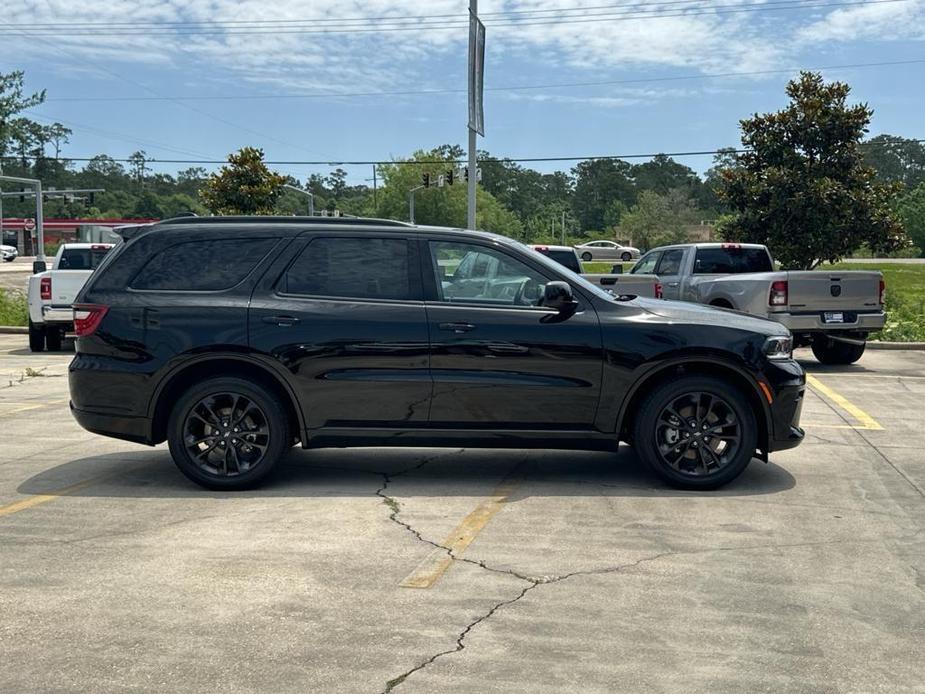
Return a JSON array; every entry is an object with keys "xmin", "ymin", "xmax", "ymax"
[{"xmin": 1, "ymin": 335, "xmax": 924, "ymax": 693}]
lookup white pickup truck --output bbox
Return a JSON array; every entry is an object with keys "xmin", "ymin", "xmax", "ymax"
[
  {"xmin": 529, "ymin": 244, "xmax": 662, "ymax": 298},
  {"xmin": 629, "ymin": 242, "xmax": 885, "ymax": 364},
  {"xmin": 27, "ymin": 243, "xmax": 114, "ymax": 351}
]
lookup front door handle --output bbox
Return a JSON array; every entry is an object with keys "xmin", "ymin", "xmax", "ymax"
[
  {"xmin": 262, "ymin": 315, "xmax": 301, "ymax": 327},
  {"xmin": 438, "ymin": 322, "xmax": 476, "ymax": 334},
  {"xmin": 666, "ymin": 281, "xmax": 680, "ymax": 287}
]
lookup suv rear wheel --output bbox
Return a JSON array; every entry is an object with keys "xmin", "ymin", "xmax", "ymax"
[
  {"xmin": 167, "ymin": 376, "xmax": 290, "ymax": 490},
  {"xmin": 632, "ymin": 376, "xmax": 757, "ymax": 490}
]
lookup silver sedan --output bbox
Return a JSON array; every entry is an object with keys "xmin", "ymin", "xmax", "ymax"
[{"xmin": 574, "ymin": 240, "xmax": 640, "ymax": 262}]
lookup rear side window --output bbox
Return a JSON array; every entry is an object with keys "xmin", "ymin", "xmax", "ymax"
[
  {"xmin": 131, "ymin": 238, "xmax": 278, "ymax": 291},
  {"xmin": 694, "ymin": 247, "xmax": 772, "ymax": 274},
  {"xmin": 59, "ymin": 247, "xmax": 111, "ymax": 270},
  {"xmin": 283, "ymin": 237, "xmax": 412, "ymax": 300}
]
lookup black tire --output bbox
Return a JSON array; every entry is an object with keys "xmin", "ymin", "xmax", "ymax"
[
  {"xmin": 621, "ymin": 252, "xmax": 632, "ymax": 261},
  {"xmin": 811, "ymin": 339, "xmax": 865, "ymax": 365},
  {"xmin": 28, "ymin": 321, "xmax": 45, "ymax": 352},
  {"xmin": 167, "ymin": 376, "xmax": 290, "ymax": 490},
  {"xmin": 45, "ymin": 328, "xmax": 63, "ymax": 351},
  {"xmin": 581, "ymin": 251, "xmax": 593, "ymax": 261},
  {"xmin": 3, "ymin": 257, "xmax": 14, "ymax": 262},
  {"xmin": 632, "ymin": 376, "xmax": 757, "ymax": 490}
]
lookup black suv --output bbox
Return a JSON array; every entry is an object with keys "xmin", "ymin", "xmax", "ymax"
[{"xmin": 69, "ymin": 217, "xmax": 805, "ymax": 490}]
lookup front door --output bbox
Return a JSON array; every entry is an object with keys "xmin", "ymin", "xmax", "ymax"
[
  {"xmin": 655, "ymin": 248, "xmax": 685, "ymax": 300},
  {"xmin": 424, "ymin": 239, "xmax": 602, "ymax": 429},
  {"xmin": 249, "ymin": 234, "xmax": 431, "ymax": 431}
]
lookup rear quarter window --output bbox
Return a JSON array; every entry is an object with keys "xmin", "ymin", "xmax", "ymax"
[{"xmin": 131, "ymin": 238, "xmax": 278, "ymax": 291}]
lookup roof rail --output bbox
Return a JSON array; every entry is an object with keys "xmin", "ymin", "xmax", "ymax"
[{"xmin": 157, "ymin": 215, "xmax": 413, "ymax": 228}]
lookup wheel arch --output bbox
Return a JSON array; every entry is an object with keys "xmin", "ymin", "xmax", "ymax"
[
  {"xmin": 148, "ymin": 354, "xmax": 304, "ymax": 446},
  {"xmin": 617, "ymin": 358, "xmax": 771, "ymax": 459}
]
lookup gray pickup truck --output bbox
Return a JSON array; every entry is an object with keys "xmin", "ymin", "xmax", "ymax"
[
  {"xmin": 629, "ymin": 243, "xmax": 885, "ymax": 364},
  {"xmin": 530, "ymin": 244, "xmax": 661, "ymax": 298}
]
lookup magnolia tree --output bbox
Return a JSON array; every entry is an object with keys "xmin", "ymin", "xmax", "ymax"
[
  {"xmin": 717, "ymin": 72, "xmax": 908, "ymax": 269},
  {"xmin": 199, "ymin": 147, "xmax": 286, "ymax": 215}
]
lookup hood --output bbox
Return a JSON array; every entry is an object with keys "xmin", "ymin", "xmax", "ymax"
[
  {"xmin": 0, "ymin": 244, "xmax": 17, "ymax": 253},
  {"xmin": 631, "ymin": 297, "xmax": 789, "ymax": 337}
]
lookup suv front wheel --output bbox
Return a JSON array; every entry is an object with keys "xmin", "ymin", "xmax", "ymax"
[
  {"xmin": 167, "ymin": 376, "xmax": 290, "ymax": 490},
  {"xmin": 632, "ymin": 376, "xmax": 757, "ymax": 490}
]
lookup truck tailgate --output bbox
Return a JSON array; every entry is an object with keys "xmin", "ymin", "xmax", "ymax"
[
  {"xmin": 584, "ymin": 273, "xmax": 661, "ymax": 297},
  {"xmin": 48, "ymin": 270, "xmax": 94, "ymax": 306},
  {"xmin": 785, "ymin": 271, "xmax": 881, "ymax": 311}
]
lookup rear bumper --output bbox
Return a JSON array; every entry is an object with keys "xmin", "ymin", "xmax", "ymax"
[
  {"xmin": 771, "ymin": 310, "xmax": 885, "ymax": 333},
  {"xmin": 70, "ymin": 402, "xmax": 152, "ymax": 445},
  {"xmin": 42, "ymin": 306, "xmax": 75, "ymax": 325}
]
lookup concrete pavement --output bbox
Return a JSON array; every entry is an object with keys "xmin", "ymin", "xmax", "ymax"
[{"xmin": 1, "ymin": 336, "xmax": 923, "ymax": 693}]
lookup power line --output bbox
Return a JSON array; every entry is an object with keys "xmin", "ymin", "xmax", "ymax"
[
  {"xmin": 43, "ymin": 58, "xmax": 925, "ymax": 103},
  {"xmin": 0, "ymin": 0, "xmax": 911, "ymax": 36},
  {"xmin": 3, "ymin": 139, "xmax": 920, "ymax": 167}
]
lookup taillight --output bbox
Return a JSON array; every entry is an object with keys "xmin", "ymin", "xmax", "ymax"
[
  {"xmin": 40, "ymin": 276, "xmax": 52, "ymax": 300},
  {"xmin": 879, "ymin": 278, "xmax": 885, "ymax": 305},
  {"xmin": 73, "ymin": 304, "xmax": 109, "ymax": 337},
  {"xmin": 655, "ymin": 282, "xmax": 663, "ymax": 299},
  {"xmin": 769, "ymin": 280, "xmax": 788, "ymax": 306}
]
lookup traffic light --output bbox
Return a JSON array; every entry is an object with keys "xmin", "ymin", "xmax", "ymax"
[
  {"xmin": 422, "ymin": 173, "xmax": 431, "ymax": 188},
  {"xmin": 446, "ymin": 169, "xmax": 455, "ymax": 185}
]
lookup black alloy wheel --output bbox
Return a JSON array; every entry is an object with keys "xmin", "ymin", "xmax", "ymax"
[{"xmin": 633, "ymin": 376, "xmax": 757, "ymax": 490}]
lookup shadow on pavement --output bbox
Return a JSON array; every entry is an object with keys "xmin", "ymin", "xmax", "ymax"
[{"xmin": 18, "ymin": 446, "xmax": 796, "ymax": 499}]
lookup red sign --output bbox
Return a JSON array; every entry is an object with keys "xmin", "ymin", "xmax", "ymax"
[{"xmin": 23, "ymin": 218, "xmax": 36, "ymax": 232}]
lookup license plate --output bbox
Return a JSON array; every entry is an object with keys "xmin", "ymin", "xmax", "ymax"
[{"xmin": 823, "ymin": 312, "xmax": 844, "ymax": 323}]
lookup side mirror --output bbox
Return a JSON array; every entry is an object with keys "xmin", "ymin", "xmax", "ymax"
[{"xmin": 542, "ymin": 281, "xmax": 579, "ymax": 316}]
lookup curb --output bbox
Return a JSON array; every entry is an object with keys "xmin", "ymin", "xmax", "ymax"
[
  {"xmin": 0, "ymin": 326, "xmax": 27, "ymax": 334},
  {"xmin": 867, "ymin": 341, "xmax": 925, "ymax": 350}
]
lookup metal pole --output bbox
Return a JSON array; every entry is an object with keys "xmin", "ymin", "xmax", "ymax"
[
  {"xmin": 560, "ymin": 210, "xmax": 566, "ymax": 245},
  {"xmin": 372, "ymin": 165, "xmax": 378, "ymax": 213},
  {"xmin": 36, "ymin": 180, "xmax": 45, "ymax": 270},
  {"xmin": 283, "ymin": 184, "xmax": 314, "ymax": 216},
  {"xmin": 467, "ymin": 0, "xmax": 478, "ymax": 230}
]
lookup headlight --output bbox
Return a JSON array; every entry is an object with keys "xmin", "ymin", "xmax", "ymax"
[{"xmin": 764, "ymin": 336, "xmax": 793, "ymax": 360}]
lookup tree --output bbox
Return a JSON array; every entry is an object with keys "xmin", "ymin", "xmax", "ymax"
[
  {"xmin": 621, "ymin": 190, "xmax": 697, "ymax": 250},
  {"xmin": 718, "ymin": 72, "xmax": 908, "ymax": 269},
  {"xmin": 897, "ymin": 183, "xmax": 925, "ymax": 257},
  {"xmin": 571, "ymin": 159, "xmax": 635, "ymax": 231},
  {"xmin": 863, "ymin": 134, "xmax": 925, "ymax": 188},
  {"xmin": 324, "ymin": 168, "xmax": 348, "ymax": 199},
  {"xmin": 0, "ymin": 71, "xmax": 46, "ymax": 158},
  {"xmin": 199, "ymin": 147, "xmax": 287, "ymax": 215}
]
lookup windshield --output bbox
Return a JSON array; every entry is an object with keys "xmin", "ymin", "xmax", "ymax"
[{"xmin": 504, "ymin": 238, "xmax": 617, "ymax": 302}]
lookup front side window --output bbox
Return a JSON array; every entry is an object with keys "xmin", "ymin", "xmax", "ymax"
[
  {"xmin": 283, "ymin": 237, "xmax": 412, "ymax": 300},
  {"xmin": 131, "ymin": 238, "xmax": 277, "ymax": 291},
  {"xmin": 631, "ymin": 251, "xmax": 660, "ymax": 274},
  {"xmin": 430, "ymin": 241, "xmax": 548, "ymax": 307}
]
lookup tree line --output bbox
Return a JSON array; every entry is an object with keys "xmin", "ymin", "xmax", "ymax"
[{"xmin": 2, "ymin": 69, "xmax": 924, "ymax": 266}]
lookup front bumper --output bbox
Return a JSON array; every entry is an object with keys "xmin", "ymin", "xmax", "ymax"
[
  {"xmin": 771, "ymin": 310, "xmax": 885, "ymax": 333},
  {"xmin": 764, "ymin": 359, "xmax": 805, "ymax": 453}
]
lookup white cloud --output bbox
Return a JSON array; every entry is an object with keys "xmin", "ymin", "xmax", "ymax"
[{"xmin": 796, "ymin": 0, "xmax": 925, "ymax": 42}]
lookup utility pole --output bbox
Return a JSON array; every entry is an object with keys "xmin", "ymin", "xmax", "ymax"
[
  {"xmin": 372, "ymin": 165, "xmax": 378, "ymax": 213},
  {"xmin": 467, "ymin": 0, "xmax": 485, "ymax": 229},
  {"xmin": 408, "ymin": 185, "xmax": 424, "ymax": 224},
  {"xmin": 561, "ymin": 210, "xmax": 566, "ymax": 245},
  {"xmin": 0, "ymin": 174, "xmax": 46, "ymax": 272},
  {"xmin": 282, "ymin": 184, "xmax": 314, "ymax": 216}
]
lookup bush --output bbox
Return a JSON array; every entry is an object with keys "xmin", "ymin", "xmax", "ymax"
[
  {"xmin": 0, "ymin": 289, "xmax": 28, "ymax": 326},
  {"xmin": 874, "ymin": 293, "xmax": 925, "ymax": 342}
]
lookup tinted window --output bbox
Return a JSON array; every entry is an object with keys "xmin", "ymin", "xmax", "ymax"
[
  {"xmin": 132, "ymin": 238, "xmax": 277, "ymax": 291},
  {"xmin": 60, "ymin": 247, "xmax": 111, "ymax": 270},
  {"xmin": 656, "ymin": 249, "xmax": 684, "ymax": 275},
  {"xmin": 694, "ymin": 247, "xmax": 772, "ymax": 274},
  {"xmin": 533, "ymin": 248, "xmax": 581, "ymax": 273},
  {"xmin": 284, "ymin": 237, "xmax": 411, "ymax": 300},
  {"xmin": 631, "ymin": 251, "xmax": 660, "ymax": 274},
  {"xmin": 431, "ymin": 241, "xmax": 548, "ymax": 307}
]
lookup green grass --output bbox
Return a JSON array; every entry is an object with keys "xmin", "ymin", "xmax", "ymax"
[
  {"xmin": 829, "ymin": 263, "xmax": 925, "ymax": 342},
  {"xmin": 582, "ymin": 261, "xmax": 630, "ymax": 274},
  {"xmin": 0, "ymin": 289, "xmax": 27, "ymax": 327}
]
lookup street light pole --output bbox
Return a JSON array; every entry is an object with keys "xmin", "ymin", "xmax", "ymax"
[
  {"xmin": 0, "ymin": 174, "xmax": 46, "ymax": 272},
  {"xmin": 467, "ymin": 0, "xmax": 478, "ymax": 230},
  {"xmin": 408, "ymin": 185, "xmax": 424, "ymax": 224},
  {"xmin": 282, "ymin": 184, "xmax": 314, "ymax": 216}
]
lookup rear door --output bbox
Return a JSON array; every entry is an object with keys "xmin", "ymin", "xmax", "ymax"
[
  {"xmin": 249, "ymin": 233, "xmax": 432, "ymax": 431},
  {"xmin": 423, "ymin": 238, "xmax": 602, "ymax": 429}
]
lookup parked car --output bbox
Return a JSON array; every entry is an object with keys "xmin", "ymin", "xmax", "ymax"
[
  {"xmin": 27, "ymin": 243, "xmax": 114, "ymax": 351},
  {"xmin": 69, "ymin": 216, "xmax": 805, "ymax": 492},
  {"xmin": 574, "ymin": 240, "xmax": 640, "ymax": 262},
  {"xmin": 529, "ymin": 244, "xmax": 661, "ymax": 298},
  {"xmin": 629, "ymin": 242, "xmax": 884, "ymax": 364},
  {"xmin": 1, "ymin": 244, "xmax": 18, "ymax": 262}
]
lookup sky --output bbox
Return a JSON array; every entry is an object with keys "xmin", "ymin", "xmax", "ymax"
[{"xmin": 2, "ymin": 0, "xmax": 924, "ymax": 186}]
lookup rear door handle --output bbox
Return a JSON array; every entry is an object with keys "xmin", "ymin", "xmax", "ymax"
[
  {"xmin": 667, "ymin": 282, "xmax": 680, "ymax": 287},
  {"xmin": 438, "ymin": 322, "xmax": 476, "ymax": 333},
  {"xmin": 262, "ymin": 315, "xmax": 301, "ymax": 327}
]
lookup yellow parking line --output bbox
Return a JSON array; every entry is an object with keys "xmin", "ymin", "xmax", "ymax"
[
  {"xmin": 0, "ymin": 477, "xmax": 102, "ymax": 518},
  {"xmin": 806, "ymin": 374, "xmax": 884, "ymax": 431},
  {"xmin": 400, "ymin": 472, "xmax": 523, "ymax": 589}
]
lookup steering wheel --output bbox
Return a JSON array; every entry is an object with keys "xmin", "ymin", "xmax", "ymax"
[{"xmin": 513, "ymin": 277, "xmax": 541, "ymax": 306}]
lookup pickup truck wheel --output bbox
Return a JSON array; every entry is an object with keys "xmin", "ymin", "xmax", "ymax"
[
  {"xmin": 45, "ymin": 328, "xmax": 63, "ymax": 351},
  {"xmin": 28, "ymin": 321, "xmax": 45, "ymax": 352},
  {"xmin": 621, "ymin": 252, "xmax": 632, "ymax": 261},
  {"xmin": 811, "ymin": 339, "xmax": 865, "ymax": 365},
  {"xmin": 633, "ymin": 376, "xmax": 757, "ymax": 490},
  {"xmin": 581, "ymin": 252, "xmax": 592, "ymax": 261},
  {"xmin": 167, "ymin": 377, "xmax": 290, "ymax": 491}
]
